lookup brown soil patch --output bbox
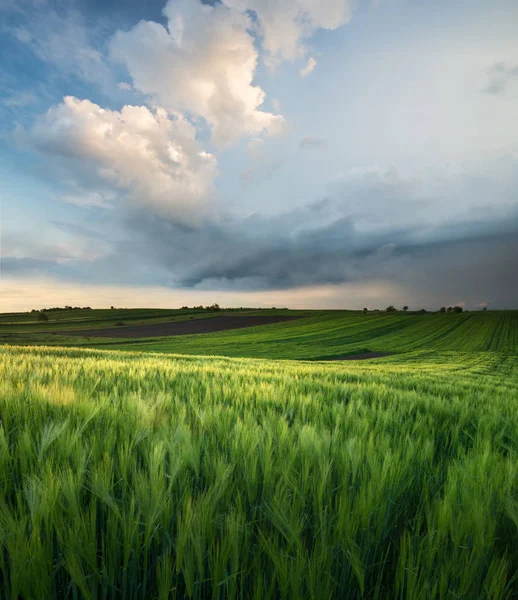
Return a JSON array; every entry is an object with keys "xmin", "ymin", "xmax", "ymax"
[{"xmin": 63, "ymin": 315, "xmax": 303, "ymax": 339}]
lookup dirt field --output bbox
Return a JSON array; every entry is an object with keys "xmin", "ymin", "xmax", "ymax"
[{"xmin": 64, "ymin": 315, "xmax": 303, "ymax": 338}]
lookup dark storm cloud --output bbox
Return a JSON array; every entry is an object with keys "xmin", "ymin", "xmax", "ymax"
[
  {"xmin": 5, "ymin": 156, "xmax": 518, "ymax": 308},
  {"xmin": 113, "ymin": 196, "xmax": 518, "ymax": 308},
  {"xmin": 5, "ymin": 192, "xmax": 518, "ymax": 307}
]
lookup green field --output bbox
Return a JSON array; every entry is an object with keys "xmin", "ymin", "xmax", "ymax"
[
  {"xmin": 0, "ymin": 309, "xmax": 517, "ymax": 598},
  {"xmin": 1, "ymin": 308, "xmax": 517, "ymax": 358}
]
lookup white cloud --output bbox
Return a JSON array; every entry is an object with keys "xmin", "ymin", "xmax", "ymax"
[
  {"xmin": 300, "ymin": 56, "xmax": 317, "ymax": 77},
  {"xmin": 110, "ymin": 0, "xmax": 284, "ymax": 146},
  {"xmin": 24, "ymin": 96, "xmax": 218, "ymax": 220},
  {"xmin": 223, "ymin": 0, "xmax": 354, "ymax": 65}
]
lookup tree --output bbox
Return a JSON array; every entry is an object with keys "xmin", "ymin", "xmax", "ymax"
[
  {"xmin": 440, "ymin": 307, "xmax": 446, "ymax": 313},
  {"xmin": 386, "ymin": 306, "xmax": 397, "ymax": 313},
  {"xmin": 110, "ymin": 306, "xmax": 115, "ymax": 310},
  {"xmin": 403, "ymin": 306, "xmax": 408, "ymax": 311},
  {"xmin": 37, "ymin": 312, "xmax": 48, "ymax": 322},
  {"xmin": 453, "ymin": 306, "xmax": 463, "ymax": 313},
  {"xmin": 363, "ymin": 308, "xmax": 368, "ymax": 314},
  {"xmin": 482, "ymin": 306, "xmax": 487, "ymax": 311},
  {"xmin": 447, "ymin": 306, "xmax": 453, "ymax": 312}
]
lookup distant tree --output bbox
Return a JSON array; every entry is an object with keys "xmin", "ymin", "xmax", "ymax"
[
  {"xmin": 386, "ymin": 306, "xmax": 397, "ymax": 313},
  {"xmin": 482, "ymin": 306, "xmax": 487, "ymax": 311},
  {"xmin": 403, "ymin": 306, "xmax": 408, "ymax": 312},
  {"xmin": 447, "ymin": 306, "xmax": 453, "ymax": 312},
  {"xmin": 37, "ymin": 312, "xmax": 48, "ymax": 322},
  {"xmin": 110, "ymin": 306, "xmax": 115, "ymax": 310},
  {"xmin": 363, "ymin": 308, "xmax": 368, "ymax": 314},
  {"xmin": 181, "ymin": 306, "xmax": 189, "ymax": 310},
  {"xmin": 453, "ymin": 306, "xmax": 463, "ymax": 313},
  {"xmin": 440, "ymin": 307, "xmax": 446, "ymax": 313}
]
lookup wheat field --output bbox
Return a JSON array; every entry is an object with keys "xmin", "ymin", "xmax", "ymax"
[{"xmin": 0, "ymin": 345, "xmax": 517, "ymax": 599}]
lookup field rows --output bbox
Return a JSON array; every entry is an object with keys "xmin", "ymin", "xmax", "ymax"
[{"xmin": 100, "ymin": 312, "xmax": 518, "ymax": 358}]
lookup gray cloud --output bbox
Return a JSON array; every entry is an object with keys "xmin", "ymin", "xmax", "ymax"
[
  {"xmin": 484, "ymin": 61, "xmax": 518, "ymax": 95},
  {"xmin": 5, "ymin": 192, "xmax": 518, "ymax": 308},
  {"xmin": 130, "ymin": 205, "xmax": 518, "ymax": 296},
  {"xmin": 299, "ymin": 135, "xmax": 327, "ymax": 150},
  {"xmin": 6, "ymin": 111, "xmax": 518, "ymax": 308}
]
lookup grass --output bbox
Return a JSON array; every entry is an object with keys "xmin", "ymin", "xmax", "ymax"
[
  {"xmin": 0, "ymin": 342, "xmax": 517, "ymax": 598},
  {"xmin": 0, "ymin": 309, "xmax": 516, "ymax": 359}
]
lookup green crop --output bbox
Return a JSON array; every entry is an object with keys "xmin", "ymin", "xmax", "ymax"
[
  {"xmin": 0, "ymin": 344, "xmax": 517, "ymax": 599},
  {"xmin": 1, "ymin": 309, "xmax": 516, "ymax": 359}
]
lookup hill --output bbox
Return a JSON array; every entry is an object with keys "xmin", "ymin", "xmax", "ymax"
[{"xmin": 1, "ymin": 308, "xmax": 516, "ymax": 359}]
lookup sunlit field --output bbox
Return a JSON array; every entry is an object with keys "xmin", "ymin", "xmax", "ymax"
[{"xmin": 0, "ymin": 343, "xmax": 517, "ymax": 599}]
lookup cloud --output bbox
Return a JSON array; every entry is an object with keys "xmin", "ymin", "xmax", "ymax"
[
  {"xmin": 113, "ymin": 195, "xmax": 518, "ymax": 311},
  {"xmin": 240, "ymin": 139, "xmax": 284, "ymax": 185},
  {"xmin": 484, "ymin": 61, "xmax": 518, "ymax": 94},
  {"xmin": 4, "ymin": 151, "xmax": 518, "ymax": 307},
  {"xmin": 58, "ymin": 191, "xmax": 115, "ymax": 209},
  {"xmin": 300, "ymin": 56, "xmax": 317, "ymax": 77},
  {"xmin": 223, "ymin": 0, "xmax": 354, "ymax": 65},
  {"xmin": 20, "ymin": 96, "xmax": 218, "ymax": 220},
  {"xmin": 1, "ymin": 90, "xmax": 38, "ymax": 108},
  {"xmin": 110, "ymin": 0, "xmax": 284, "ymax": 146},
  {"xmin": 8, "ymin": 8, "xmax": 114, "ymax": 92},
  {"xmin": 299, "ymin": 135, "xmax": 327, "ymax": 150}
]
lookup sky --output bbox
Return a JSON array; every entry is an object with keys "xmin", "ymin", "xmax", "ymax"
[{"xmin": 0, "ymin": 0, "xmax": 517, "ymax": 311}]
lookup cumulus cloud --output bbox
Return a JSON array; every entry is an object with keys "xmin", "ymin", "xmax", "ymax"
[
  {"xmin": 223, "ymin": 0, "xmax": 354, "ymax": 65},
  {"xmin": 20, "ymin": 96, "xmax": 218, "ymax": 220},
  {"xmin": 110, "ymin": 0, "xmax": 284, "ymax": 146},
  {"xmin": 300, "ymin": 56, "xmax": 317, "ymax": 77},
  {"xmin": 484, "ymin": 61, "xmax": 518, "ymax": 94}
]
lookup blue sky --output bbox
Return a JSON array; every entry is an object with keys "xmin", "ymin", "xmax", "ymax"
[{"xmin": 1, "ymin": 0, "xmax": 517, "ymax": 311}]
